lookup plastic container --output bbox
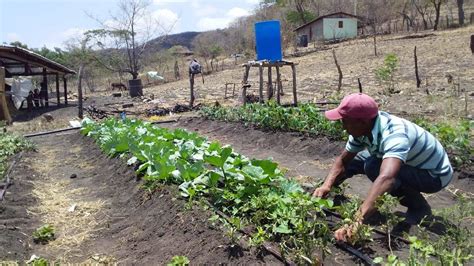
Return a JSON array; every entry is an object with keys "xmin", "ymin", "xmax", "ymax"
[{"xmin": 255, "ymin": 20, "xmax": 282, "ymax": 62}]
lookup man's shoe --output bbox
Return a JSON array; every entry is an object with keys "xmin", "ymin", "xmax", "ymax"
[
  {"xmin": 393, "ymin": 186, "xmax": 432, "ymax": 225},
  {"xmin": 405, "ymin": 203, "xmax": 432, "ymax": 225}
]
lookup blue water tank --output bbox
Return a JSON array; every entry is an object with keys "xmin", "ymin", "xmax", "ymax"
[{"xmin": 255, "ymin": 20, "xmax": 282, "ymax": 62}]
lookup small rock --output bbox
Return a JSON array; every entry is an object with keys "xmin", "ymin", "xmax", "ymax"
[
  {"xmin": 42, "ymin": 113, "xmax": 54, "ymax": 122},
  {"xmin": 68, "ymin": 204, "xmax": 77, "ymax": 212},
  {"xmin": 70, "ymin": 174, "xmax": 77, "ymax": 179}
]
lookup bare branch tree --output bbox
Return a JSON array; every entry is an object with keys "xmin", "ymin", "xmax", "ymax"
[{"xmin": 85, "ymin": 0, "xmax": 174, "ymax": 80}]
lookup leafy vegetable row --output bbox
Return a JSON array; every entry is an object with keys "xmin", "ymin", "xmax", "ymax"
[
  {"xmin": 200, "ymin": 102, "xmax": 346, "ymax": 140},
  {"xmin": 81, "ymin": 118, "xmax": 335, "ymax": 263},
  {"xmin": 0, "ymin": 132, "xmax": 35, "ymax": 179}
]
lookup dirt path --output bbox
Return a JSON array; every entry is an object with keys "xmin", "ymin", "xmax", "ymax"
[{"xmin": 1, "ymin": 131, "xmax": 280, "ymax": 264}]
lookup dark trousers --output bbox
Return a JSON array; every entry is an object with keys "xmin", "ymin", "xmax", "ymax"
[{"xmin": 345, "ymin": 151, "xmax": 443, "ymax": 196}]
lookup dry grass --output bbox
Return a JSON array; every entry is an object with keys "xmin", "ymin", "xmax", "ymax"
[
  {"xmin": 144, "ymin": 25, "xmax": 474, "ymax": 121},
  {"xmin": 27, "ymin": 142, "xmax": 109, "ymax": 261}
]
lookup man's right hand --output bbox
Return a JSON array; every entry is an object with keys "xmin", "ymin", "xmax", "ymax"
[{"xmin": 312, "ymin": 185, "xmax": 331, "ymax": 198}]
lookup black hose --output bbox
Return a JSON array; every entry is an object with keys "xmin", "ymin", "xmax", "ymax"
[{"xmin": 24, "ymin": 126, "xmax": 81, "ymax": 138}]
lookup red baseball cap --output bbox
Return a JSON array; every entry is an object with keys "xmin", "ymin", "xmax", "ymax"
[{"xmin": 325, "ymin": 93, "xmax": 378, "ymax": 120}]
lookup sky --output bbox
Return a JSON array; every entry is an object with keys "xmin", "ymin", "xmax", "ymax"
[{"xmin": 0, "ymin": 0, "xmax": 261, "ymax": 50}]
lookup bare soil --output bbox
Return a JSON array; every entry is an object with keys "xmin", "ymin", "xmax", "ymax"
[
  {"xmin": 2, "ymin": 115, "xmax": 472, "ymax": 264},
  {"xmin": 1, "ymin": 131, "xmax": 280, "ymax": 264}
]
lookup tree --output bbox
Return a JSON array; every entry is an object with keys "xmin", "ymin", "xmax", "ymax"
[
  {"xmin": 456, "ymin": 0, "xmax": 465, "ymax": 25},
  {"xmin": 209, "ymin": 45, "xmax": 222, "ymax": 72},
  {"xmin": 9, "ymin": 41, "xmax": 28, "ymax": 49},
  {"xmin": 86, "ymin": 0, "xmax": 172, "ymax": 80},
  {"xmin": 413, "ymin": 0, "xmax": 431, "ymax": 30},
  {"xmin": 431, "ymin": 0, "xmax": 447, "ymax": 30}
]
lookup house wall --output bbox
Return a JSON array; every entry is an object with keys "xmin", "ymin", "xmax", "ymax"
[
  {"xmin": 314, "ymin": 20, "xmax": 324, "ymax": 41},
  {"xmin": 323, "ymin": 18, "xmax": 357, "ymax": 40}
]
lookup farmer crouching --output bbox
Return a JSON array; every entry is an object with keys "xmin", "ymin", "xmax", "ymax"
[{"xmin": 312, "ymin": 93, "xmax": 453, "ymax": 243}]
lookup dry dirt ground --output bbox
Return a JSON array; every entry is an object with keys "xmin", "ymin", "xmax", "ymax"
[{"xmin": 143, "ymin": 26, "xmax": 474, "ymax": 120}]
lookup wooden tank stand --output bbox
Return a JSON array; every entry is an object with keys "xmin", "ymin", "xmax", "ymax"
[{"xmin": 241, "ymin": 60, "xmax": 298, "ymax": 106}]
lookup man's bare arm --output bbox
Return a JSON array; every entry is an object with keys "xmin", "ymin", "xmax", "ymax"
[
  {"xmin": 358, "ymin": 157, "xmax": 402, "ymax": 220},
  {"xmin": 313, "ymin": 149, "xmax": 357, "ymax": 198}
]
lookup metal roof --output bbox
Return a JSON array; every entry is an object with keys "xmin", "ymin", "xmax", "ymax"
[{"xmin": 0, "ymin": 45, "xmax": 76, "ymax": 77}]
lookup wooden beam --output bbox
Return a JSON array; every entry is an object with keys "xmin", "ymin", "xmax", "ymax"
[
  {"xmin": 259, "ymin": 64, "xmax": 264, "ymax": 103},
  {"xmin": 0, "ymin": 67, "xmax": 12, "ymax": 124},
  {"xmin": 276, "ymin": 66, "xmax": 281, "ymax": 105},
  {"xmin": 42, "ymin": 68, "xmax": 49, "ymax": 107},
  {"xmin": 63, "ymin": 76, "xmax": 68, "ymax": 105},
  {"xmin": 267, "ymin": 66, "xmax": 273, "ymax": 100},
  {"xmin": 242, "ymin": 65, "xmax": 250, "ymax": 105},
  {"xmin": 291, "ymin": 64, "xmax": 297, "ymax": 106},
  {"xmin": 56, "ymin": 73, "xmax": 60, "ymax": 106},
  {"xmin": 6, "ymin": 72, "xmax": 60, "ymax": 77}
]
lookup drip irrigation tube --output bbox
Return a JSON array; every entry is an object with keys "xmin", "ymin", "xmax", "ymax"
[
  {"xmin": 203, "ymin": 201, "xmax": 296, "ymax": 266},
  {"xmin": 24, "ymin": 126, "xmax": 81, "ymax": 138},
  {"xmin": 23, "ymin": 120, "xmax": 179, "ymax": 138},
  {"xmin": 204, "ymin": 199, "xmax": 380, "ymax": 265},
  {"xmin": 323, "ymin": 208, "xmax": 410, "ymax": 245}
]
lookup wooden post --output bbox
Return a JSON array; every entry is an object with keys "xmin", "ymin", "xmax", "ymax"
[
  {"xmin": 332, "ymin": 49, "xmax": 343, "ymax": 92},
  {"xmin": 259, "ymin": 64, "xmax": 264, "ymax": 103},
  {"xmin": 276, "ymin": 66, "xmax": 281, "ymax": 105},
  {"xmin": 414, "ymin": 46, "xmax": 421, "ymax": 88},
  {"xmin": 291, "ymin": 64, "xmax": 297, "ymax": 106},
  {"xmin": 55, "ymin": 73, "xmax": 60, "ymax": 106},
  {"xmin": 190, "ymin": 73, "xmax": 195, "ymax": 107},
  {"xmin": 225, "ymin": 83, "xmax": 228, "ymax": 98},
  {"xmin": 63, "ymin": 76, "xmax": 68, "ymax": 105},
  {"xmin": 0, "ymin": 67, "xmax": 12, "ymax": 124},
  {"xmin": 78, "ymin": 65, "xmax": 84, "ymax": 119},
  {"xmin": 471, "ymin": 35, "xmax": 474, "ymax": 54},
  {"xmin": 267, "ymin": 66, "xmax": 273, "ymax": 100},
  {"xmin": 373, "ymin": 34, "xmax": 377, "ymax": 56},
  {"xmin": 42, "ymin": 68, "xmax": 49, "ymax": 107},
  {"xmin": 242, "ymin": 65, "xmax": 250, "ymax": 105}
]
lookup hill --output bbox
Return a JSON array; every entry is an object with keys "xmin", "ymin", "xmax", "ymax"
[{"xmin": 145, "ymin": 31, "xmax": 201, "ymax": 54}]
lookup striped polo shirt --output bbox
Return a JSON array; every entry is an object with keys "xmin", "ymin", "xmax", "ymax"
[{"xmin": 346, "ymin": 111, "xmax": 453, "ymax": 187}]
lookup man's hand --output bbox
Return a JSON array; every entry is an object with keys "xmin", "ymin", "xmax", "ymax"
[
  {"xmin": 334, "ymin": 220, "xmax": 362, "ymax": 243},
  {"xmin": 312, "ymin": 185, "xmax": 331, "ymax": 198}
]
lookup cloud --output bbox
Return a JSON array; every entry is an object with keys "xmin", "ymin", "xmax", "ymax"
[
  {"xmin": 62, "ymin": 28, "xmax": 87, "ymax": 40},
  {"xmin": 245, "ymin": 0, "xmax": 260, "ymax": 4},
  {"xmin": 150, "ymin": 9, "xmax": 180, "ymax": 33},
  {"xmin": 153, "ymin": 0, "xmax": 187, "ymax": 5},
  {"xmin": 194, "ymin": 5, "xmax": 218, "ymax": 17},
  {"xmin": 227, "ymin": 7, "xmax": 250, "ymax": 18},
  {"xmin": 6, "ymin": 33, "xmax": 21, "ymax": 43},
  {"xmin": 197, "ymin": 17, "xmax": 231, "ymax": 31},
  {"xmin": 197, "ymin": 7, "xmax": 250, "ymax": 31}
]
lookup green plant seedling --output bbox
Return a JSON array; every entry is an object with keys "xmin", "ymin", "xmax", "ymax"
[
  {"xmin": 32, "ymin": 224, "xmax": 55, "ymax": 244},
  {"xmin": 375, "ymin": 193, "xmax": 402, "ymax": 253},
  {"xmin": 167, "ymin": 255, "xmax": 190, "ymax": 266}
]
